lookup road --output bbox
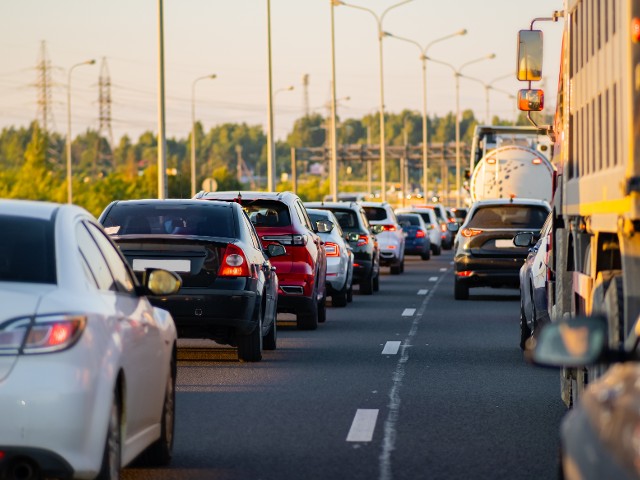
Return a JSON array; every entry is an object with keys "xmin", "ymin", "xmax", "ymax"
[{"xmin": 124, "ymin": 251, "xmax": 566, "ymax": 480}]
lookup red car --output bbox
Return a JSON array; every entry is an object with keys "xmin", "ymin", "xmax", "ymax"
[{"xmin": 196, "ymin": 191, "xmax": 327, "ymax": 330}]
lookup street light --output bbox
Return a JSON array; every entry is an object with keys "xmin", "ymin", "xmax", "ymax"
[
  {"xmin": 334, "ymin": 0, "xmax": 413, "ymax": 202},
  {"xmin": 191, "ymin": 74, "xmax": 217, "ymax": 198},
  {"xmin": 460, "ymin": 73, "xmax": 514, "ymax": 125},
  {"xmin": 266, "ymin": 0, "xmax": 275, "ymax": 191},
  {"xmin": 273, "ymin": 85, "xmax": 294, "ymax": 183},
  {"xmin": 66, "ymin": 59, "xmax": 96, "ymax": 204},
  {"xmin": 428, "ymin": 53, "xmax": 496, "ymax": 207},
  {"xmin": 384, "ymin": 29, "xmax": 467, "ymax": 202}
]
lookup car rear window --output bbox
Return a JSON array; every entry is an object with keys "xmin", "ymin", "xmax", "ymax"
[
  {"xmin": 467, "ymin": 205, "xmax": 549, "ymax": 229},
  {"xmin": 397, "ymin": 215, "xmax": 420, "ymax": 226},
  {"xmin": 241, "ymin": 200, "xmax": 291, "ymax": 227},
  {"xmin": 363, "ymin": 206, "xmax": 388, "ymax": 222},
  {"xmin": 102, "ymin": 203, "xmax": 236, "ymax": 237},
  {"xmin": 325, "ymin": 208, "xmax": 359, "ymax": 231},
  {"xmin": 0, "ymin": 215, "xmax": 56, "ymax": 284}
]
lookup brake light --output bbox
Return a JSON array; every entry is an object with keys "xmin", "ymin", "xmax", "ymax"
[
  {"xmin": 456, "ymin": 271, "xmax": 473, "ymax": 277},
  {"xmin": 415, "ymin": 229, "xmax": 426, "ymax": 238},
  {"xmin": 532, "ymin": 158, "xmax": 542, "ymax": 165},
  {"xmin": 219, "ymin": 244, "xmax": 251, "ymax": 277},
  {"xmin": 382, "ymin": 225, "xmax": 397, "ymax": 232},
  {"xmin": 357, "ymin": 235, "xmax": 369, "ymax": 247},
  {"xmin": 440, "ymin": 224, "xmax": 447, "ymax": 233},
  {"xmin": 0, "ymin": 315, "xmax": 86, "ymax": 354},
  {"xmin": 460, "ymin": 228, "xmax": 483, "ymax": 238},
  {"xmin": 325, "ymin": 242, "xmax": 340, "ymax": 257}
]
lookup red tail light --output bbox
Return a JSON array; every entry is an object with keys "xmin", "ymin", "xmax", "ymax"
[
  {"xmin": 460, "ymin": 228, "xmax": 483, "ymax": 238},
  {"xmin": 219, "ymin": 244, "xmax": 251, "ymax": 277},
  {"xmin": 456, "ymin": 271, "xmax": 473, "ymax": 277},
  {"xmin": 415, "ymin": 229, "xmax": 426, "ymax": 238},
  {"xmin": 440, "ymin": 224, "xmax": 447, "ymax": 232},
  {"xmin": 382, "ymin": 224, "xmax": 397, "ymax": 231},
  {"xmin": 357, "ymin": 235, "xmax": 369, "ymax": 247},
  {"xmin": 325, "ymin": 242, "xmax": 340, "ymax": 257}
]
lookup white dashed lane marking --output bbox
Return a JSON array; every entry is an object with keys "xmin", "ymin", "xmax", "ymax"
[
  {"xmin": 417, "ymin": 289, "xmax": 429, "ymax": 295},
  {"xmin": 347, "ymin": 409, "xmax": 379, "ymax": 442},
  {"xmin": 429, "ymin": 277, "xmax": 438, "ymax": 282},
  {"xmin": 402, "ymin": 308, "xmax": 416, "ymax": 316},
  {"xmin": 381, "ymin": 341, "xmax": 401, "ymax": 355},
  {"xmin": 440, "ymin": 267, "xmax": 447, "ymax": 272}
]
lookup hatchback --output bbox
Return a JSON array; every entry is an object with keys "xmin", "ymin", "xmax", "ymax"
[
  {"xmin": 196, "ymin": 191, "xmax": 327, "ymax": 330},
  {"xmin": 360, "ymin": 202, "xmax": 405, "ymax": 274},
  {"xmin": 395, "ymin": 207, "xmax": 443, "ymax": 256},
  {"xmin": 397, "ymin": 213, "xmax": 431, "ymax": 260},
  {"xmin": 100, "ymin": 199, "xmax": 284, "ymax": 362},
  {"xmin": 0, "ymin": 200, "xmax": 180, "ymax": 480},
  {"xmin": 453, "ymin": 198, "xmax": 550, "ymax": 300}
]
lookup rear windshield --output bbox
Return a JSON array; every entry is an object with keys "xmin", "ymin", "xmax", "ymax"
[
  {"xmin": 397, "ymin": 215, "xmax": 420, "ymax": 226},
  {"xmin": 0, "ymin": 215, "xmax": 56, "ymax": 284},
  {"xmin": 363, "ymin": 206, "xmax": 388, "ymax": 222},
  {"xmin": 467, "ymin": 205, "xmax": 549, "ymax": 229},
  {"xmin": 242, "ymin": 200, "xmax": 291, "ymax": 227},
  {"xmin": 102, "ymin": 203, "xmax": 236, "ymax": 237},
  {"xmin": 324, "ymin": 208, "xmax": 360, "ymax": 231}
]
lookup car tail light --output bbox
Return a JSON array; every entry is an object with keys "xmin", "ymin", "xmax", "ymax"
[
  {"xmin": 532, "ymin": 158, "xmax": 542, "ymax": 165},
  {"xmin": 416, "ymin": 229, "xmax": 426, "ymax": 238},
  {"xmin": 440, "ymin": 224, "xmax": 447, "ymax": 233},
  {"xmin": 456, "ymin": 271, "xmax": 473, "ymax": 277},
  {"xmin": 460, "ymin": 228, "xmax": 483, "ymax": 238},
  {"xmin": 382, "ymin": 224, "xmax": 396, "ymax": 232},
  {"xmin": 325, "ymin": 242, "xmax": 340, "ymax": 257},
  {"xmin": 262, "ymin": 234, "xmax": 307, "ymax": 246},
  {"xmin": 356, "ymin": 235, "xmax": 369, "ymax": 247},
  {"xmin": 219, "ymin": 244, "xmax": 251, "ymax": 277},
  {"xmin": 0, "ymin": 315, "xmax": 86, "ymax": 355}
]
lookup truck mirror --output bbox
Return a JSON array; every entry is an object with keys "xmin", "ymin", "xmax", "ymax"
[
  {"xmin": 517, "ymin": 30, "xmax": 543, "ymax": 81},
  {"xmin": 517, "ymin": 89, "xmax": 544, "ymax": 112}
]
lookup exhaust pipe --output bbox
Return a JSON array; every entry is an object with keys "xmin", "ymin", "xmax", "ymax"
[{"xmin": 9, "ymin": 459, "xmax": 40, "ymax": 480}]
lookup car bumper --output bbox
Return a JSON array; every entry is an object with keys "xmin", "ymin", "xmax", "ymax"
[{"xmin": 454, "ymin": 254, "xmax": 524, "ymax": 288}]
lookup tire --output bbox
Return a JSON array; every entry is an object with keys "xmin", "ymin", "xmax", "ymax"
[
  {"xmin": 421, "ymin": 250, "xmax": 431, "ymax": 261},
  {"xmin": 432, "ymin": 244, "xmax": 442, "ymax": 256},
  {"xmin": 519, "ymin": 305, "xmax": 532, "ymax": 351},
  {"xmin": 604, "ymin": 276, "xmax": 624, "ymax": 348},
  {"xmin": 318, "ymin": 293, "xmax": 327, "ymax": 323},
  {"xmin": 454, "ymin": 278, "xmax": 469, "ymax": 300},
  {"xmin": 237, "ymin": 316, "xmax": 263, "ymax": 362},
  {"xmin": 142, "ymin": 354, "xmax": 176, "ymax": 466},
  {"xmin": 346, "ymin": 282, "xmax": 353, "ymax": 303},
  {"xmin": 390, "ymin": 263, "xmax": 401, "ymax": 275},
  {"xmin": 297, "ymin": 295, "xmax": 319, "ymax": 330},
  {"xmin": 97, "ymin": 388, "xmax": 122, "ymax": 480},
  {"xmin": 332, "ymin": 285, "xmax": 348, "ymax": 307},
  {"xmin": 400, "ymin": 259, "xmax": 405, "ymax": 273},
  {"xmin": 263, "ymin": 317, "xmax": 277, "ymax": 350},
  {"xmin": 373, "ymin": 272, "xmax": 380, "ymax": 292},
  {"xmin": 360, "ymin": 271, "xmax": 374, "ymax": 295}
]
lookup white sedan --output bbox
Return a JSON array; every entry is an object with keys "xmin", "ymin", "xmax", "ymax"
[{"xmin": 0, "ymin": 200, "xmax": 180, "ymax": 480}]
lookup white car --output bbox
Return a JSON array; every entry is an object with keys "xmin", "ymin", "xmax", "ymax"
[
  {"xmin": 0, "ymin": 200, "xmax": 181, "ymax": 480},
  {"xmin": 360, "ymin": 202, "xmax": 405, "ymax": 274},
  {"xmin": 306, "ymin": 208, "xmax": 354, "ymax": 307},
  {"xmin": 395, "ymin": 207, "xmax": 443, "ymax": 255}
]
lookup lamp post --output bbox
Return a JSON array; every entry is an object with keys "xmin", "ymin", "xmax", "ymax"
[
  {"xmin": 334, "ymin": 0, "xmax": 413, "ymax": 202},
  {"xmin": 273, "ymin": 85, "xmax": 294, "ymax": 184},
  {"xmin": 190, "ymin": 74, "xmax": 217, "ymax": 198},
  {"xmin": 66, "ymin": 59, "xmax": 95, "ymax": 204},
  {"xmin": 384, "ymin": 29, "xmax": 467, "ymax": 202},
  {"xmin": 266, "ymin": 0, "xmax": 275, "ymax": 191},
  {"xmin": 428, "ymin": 53, "xmax": 496, "ymax": 207},
  {"xmin": 157, "ymin": 0, "xmax": 168, "ymax": 199}
]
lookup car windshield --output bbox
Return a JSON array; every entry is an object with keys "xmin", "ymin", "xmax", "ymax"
[
  {"xmin": 397, "ymin": 215, "xmax": 420, "ymax": 226},
  {"xmin": 102, "ymin": 203, "xmax": 236, "ymax": 237},
  {"xmin": 362, "ymin": 206, "xmax": 387, "ymax": 222},
  {"xmin": 467, "ymin": 205, "xmax": 549, "ymax": 229},
  {"xmin": 0, "ymin": 215, "xmax": 56, "ymax": 284}
]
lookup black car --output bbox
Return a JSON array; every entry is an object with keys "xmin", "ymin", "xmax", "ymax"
[
  {"xmin": 99, "ymin": 199, "xmax": 284, "ymax": 362},
  {"xmin": 453, "ymin": 198, "xmax": 550, "ymax": 300},
  {"xmin": 304, "ymin": 201, "xmax": 380, "ymax": 294}
]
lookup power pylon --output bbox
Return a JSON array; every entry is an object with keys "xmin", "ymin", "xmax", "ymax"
[
  {"xmin": 98, "ymin": 57, "xmax": 114, "ymax": 149},
  {"xmin": 35, "ymin": 41, "xmax": 54, "ymax": 132},
  {"xmin": 302, "ymin": 73, "xmax": 309, "ymax": 117}
]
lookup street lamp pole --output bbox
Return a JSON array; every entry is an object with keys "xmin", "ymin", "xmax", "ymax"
[
  {"xmin": 191, "ymin": 74, "xmax": 217, "ymax": 198},
  {"xmin": 429, "ymin": 53, "xmax": 495, "ymax": 207},
  {"xmin": 335, "ymin": 0, "xmax": 413, "ymax": 203},
  {"xmin": 66, "ymin": 59, "xmax": 95, "ymax": 204},
  {"xmin": 157, "ymin": 0, "xmax": 168, "ymax": 199},
  {"xmin": 330, "ymin": 0, "xmax": 339, "ymax": 202},
  {"xmin": 385, "ymin": 29, "xmax": 466, "ymax": 202},
  {"xmin": 266, "ymin": 0, "xmax": 276, "ymax": 191},
  {"xmin": 273, "ymin": 85, "xmax": 294, "ymax": 184}
]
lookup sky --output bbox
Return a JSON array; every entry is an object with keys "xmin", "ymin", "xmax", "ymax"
[{"xmin": 1, "ymin": 0, "xmax": 563, "ymax": 144}]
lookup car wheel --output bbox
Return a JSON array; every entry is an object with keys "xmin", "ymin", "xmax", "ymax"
[
  {"xmin": 318, "ymin": 293, "xmax": 327, "ymax": 323},
  {"xmin": 297, "ymin": 294, "xmax": 319, "ymax": 330},
  {"xmin": 432, "ymin": 244, "xmax": 442, "ymax": 256},
  {"xmin": 238, "ymin": 316, "xmax": 263, "ymax": 362},
  {"xmin": 142, "ymin": 353, "xmax": 176, "ymax": 466},
  {"xmin": 421, "ymin": 250, "xmax": 430, "ymax": 261},
  {"xmin": 373, "ymin": 272, "xmax": 380, "ymax": 292},
  {"xmin": 333, "ymin": 284, "xmax": 348, "ymax": 307},
  {"xmin": 97, "ymin": 388, "xmax": 122, "ymax": 480},
  {"xmin": 346, "ymin": 281, "xmax": 353, "ymax": 303},
  {"xmin": 390, "ymin": 263, "xmax": 401, "ymax": 275},
  {"xmin": 360, "ymin": 271, "xmax": 374, "ymax": 295},
  {"xmin": 453, "ymin": 278, "xmax": 468, "ymax": 300},
  {"xmin": 263, "ymin": 303, "xmax": 277, "ymax": 350},
  {"xmin": 519, "ymin": 305, "xmax": 532, "ymax": 351}
]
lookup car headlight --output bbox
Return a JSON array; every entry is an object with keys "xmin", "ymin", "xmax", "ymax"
[{"xmin": 0, "ymin": 314, "xmax": 86, "ymax": 355}]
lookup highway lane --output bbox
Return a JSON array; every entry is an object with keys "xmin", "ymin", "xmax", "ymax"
[{"xmin": 123, "ymin": 251, "xmax": 566, "ymax": 480}]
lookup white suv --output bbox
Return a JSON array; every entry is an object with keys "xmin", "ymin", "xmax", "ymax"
[
  {"xmin": 361, "ymin": 202, "xmax": 405, "ymax": 274},
  {"xmin": 395, "ymin": 207, "xmax": 443, "ymax": 255}
]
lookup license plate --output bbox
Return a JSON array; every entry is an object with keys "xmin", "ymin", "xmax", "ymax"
[
  {"xmin": 495, "ymin": 239, "xmax": 514, "ymax": 248},
  {"xmin": 132, "ymin": 259, "xmax": 190, "ymax": 272}
]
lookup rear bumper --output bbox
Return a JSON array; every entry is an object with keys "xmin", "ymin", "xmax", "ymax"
[
  {"xmin": 454, "ymin": 254, "xmax": 524, "ymax": 288},
  {"xmin": 277, "ymin": 295, "xmax": 315, "ymax": 315}
]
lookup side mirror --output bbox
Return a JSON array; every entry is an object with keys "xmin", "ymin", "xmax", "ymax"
[
  {"xmin": 518, "ymin": 89, "xmax": 544, "ymax": 112},
  {"xmin": 517, "ymin": 29, "xmax": 543, "ymax": 81},
  {"xmin": 144, "ymin": 269, "xmax": 181, "ymax": 296},
  {"xmin": 447, "ymin": 222, "xmax": 459, "ymax": 233},
  {"xmin": 528, "ymin": 316, "xmax": 608, "ymax": 368},
  {"xmin": 513, "ymin": 231, "xmax": 535, "ymax": 247},
  {"xmin": 370, "ymin": 224, "xmax": 384, "ymax": 235},
  {"xmin": 266, "ymin": 243, "xmax": 286, "ymax": 257},
  {"xmin": 316, "ymin": 220, "xmax": 334, "ymax": 233}
]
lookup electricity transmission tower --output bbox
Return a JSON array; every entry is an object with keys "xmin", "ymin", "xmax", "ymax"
[
  {"xmin": 98, "ymin": 57, "xmax": 115, "ymax": 148},
  {"xmin": 302, "ymin": 73, "xmax": 309, "ymax": 117},
  {"xmin": 35, "ymin": 41, "xmax": 54, "ymax": 132}
]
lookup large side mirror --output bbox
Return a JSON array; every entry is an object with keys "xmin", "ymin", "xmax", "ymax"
[
  {"xmin": 518, "ymin": 89, "xmax": 545, "ymax": 112},
  {"xmin": 266, "ymin": 243, "xmax": 286, "ymax": 258},
  {"xmin": 528, "ymin": 316, "xmax": 608, "ymax": 368},
  {"xmin": 370, "ymin": 224, "xmax": 384, "ymax": 235},
  {"xmin": 316, "ymin": 220, "xmax": 334, "ymax": 233},
  {"xmin": 513, "ymin": 231, "xmax": 535, "ymax": 247},
  {"xmin": 144, "ymin": 269, "xmax": 181, "ymax": 296},
  {"xmin": 447, "ymin": 222, "xmax": 459, "ymax": 233},
  {"xmin": 517, "ymin": 30, "xmax": 543, "ymax": 81}
]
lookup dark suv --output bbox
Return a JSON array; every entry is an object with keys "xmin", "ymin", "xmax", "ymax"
[
  {"xmin": 304, "ymin": 201, "xmax": 380, "ymax": 294},
  {"xmin": 196, "ymin": 191, "xmax": 327, "ymax": 330}
]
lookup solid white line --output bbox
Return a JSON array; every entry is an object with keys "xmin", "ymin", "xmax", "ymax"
[
  {"xmin": 440, "ymin": 267, "xmax": 447, "ymax": 272},
  {"xmin": 402, "ymin": 308, "xmax": 416, "ymax": 316},
  {"xmin": 381, "ymin": 341, "xmax": 401, "ymax": 355},
  {"xmin": 429, "ymin": 276, "xmax": 438, "ymax": 282},
  {"xmin": 417, "ymin": 289, "xmax": 429, "ymax": 295},
  {"xmin": 347, "ymin": 409, "xmax": 379, "ymax": 442}
]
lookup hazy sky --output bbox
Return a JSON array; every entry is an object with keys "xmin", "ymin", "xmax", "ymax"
[{"xmin": 1, "ymin": 0, "xmax": 563, "ymax": 143}]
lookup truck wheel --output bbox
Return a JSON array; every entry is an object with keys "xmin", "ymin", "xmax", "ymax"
[
  {"xmin": 604, "ymin": 276, "xmax": 624, "ymax": 348},
  {"xmin": 454, "ymin": 278, "xmax": 469, "ymax": 300}
]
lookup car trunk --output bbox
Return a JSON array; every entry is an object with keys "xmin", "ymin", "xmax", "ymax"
[
  {"xmin": 468, "ymin": 228, "xmax": 534, "ymax": 258},
  {"xmin": 255, "ymin": 227, "xmax": 296, "ymax": 274}
]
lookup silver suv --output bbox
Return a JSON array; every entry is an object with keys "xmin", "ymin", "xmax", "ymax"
[{"xmin": 361, "ymin": 202, "xmax": 405, "ymax": 275}]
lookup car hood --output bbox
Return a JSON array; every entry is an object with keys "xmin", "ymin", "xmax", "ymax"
[{"xmin": 0, "ymin": 283, "xmax": 57, "ymax": 382}]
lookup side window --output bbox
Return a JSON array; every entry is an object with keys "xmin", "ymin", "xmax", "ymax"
[
  {"xmin": 85, "ymin": 222, "xmax": 136, "ymax": 294},
  {"xmin": 76, "ymin": 223, "xmax": 116, "ymax": 292},
  {"xmin": 241, "ymin": 211, "xmax": 262, "ymax": 251},
  {"xmin": 295, "ymin": 201, "xmax": 313, "ymax": 230},
  {"xmin": 359, "ymin": 210, "xmax": 370, "ymax": 229}
]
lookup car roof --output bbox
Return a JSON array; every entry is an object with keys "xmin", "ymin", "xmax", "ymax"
[
  {"xmin": 469, "ymin": 198, "xmax": 550, "ymax": 207},
  {"xmin": 0, "ymin": 199, "xmax": 84, "ymax": 221},
  {"xmin": 196, "ymin": 190, "xmax": 298, "ymax": 202},
  {"xmin": 304, "ymin": 201, "xmax": 362, "ymax": 210},
  {"xmin": 110, "ymin": 198, "xmax": 234, "ymax": 208}
]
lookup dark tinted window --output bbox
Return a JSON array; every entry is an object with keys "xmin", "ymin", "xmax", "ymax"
[
  {"xmin": 363, "ymin": 206, "xmax": 388, "ymax": 221},
  {"xmin": 326, "ymin": 209, "xmax": 359, "ymax": 231},
  {"xmin": 468, "ymin": 205, "xmax": 549, "ymax": 229},
  {"xmin": 0, "ymin": 215, "xmax": 56, "ymax": 284},
  {"xmin": 102, "ymin": 203, "xmax": 236, "ymax": 237},
  {"xmin": 397, "ymin": 214, "xmax": 420, "ymax": 226},
  {"xmin": 85, "ymin": 222, "xmax": 135, "ymax": 293},
  {"xmin": 241, "ymin": 200, "xmax": 291, "ymax": 227}
]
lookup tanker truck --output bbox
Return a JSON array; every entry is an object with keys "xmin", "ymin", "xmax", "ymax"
[{"xmin": 468, "ymin": 125, "xmax": 555, "ymax": 203}]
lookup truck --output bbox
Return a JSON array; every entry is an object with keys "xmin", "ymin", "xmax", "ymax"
[
  {"xmin": 468, "ymin": 125, "xmax": 554, "ymax": 203},
  {"xmin": 517, "ymin": 2, "xmax": 640, "ymax": 407}
]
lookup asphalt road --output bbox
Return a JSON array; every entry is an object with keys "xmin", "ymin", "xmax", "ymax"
[{"xmin": 123, "ymin": 251, "xmax": 567, "ymax": 480}]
